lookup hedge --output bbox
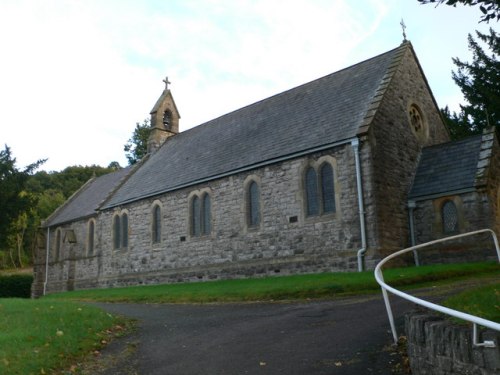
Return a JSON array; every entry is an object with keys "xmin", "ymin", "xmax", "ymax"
[{"xmin": 0, "ymin": 274, "xmax": 33, "ymax": 298}]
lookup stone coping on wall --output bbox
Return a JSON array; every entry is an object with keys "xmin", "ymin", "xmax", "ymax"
[{"xmin": 405, "ymin": 311, "xmax": 500, "ymax": 375}]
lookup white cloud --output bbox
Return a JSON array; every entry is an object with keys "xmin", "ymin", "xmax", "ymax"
[{"xmin": 0, "ymin": 0, "xmax": 491, "ymax": 171}]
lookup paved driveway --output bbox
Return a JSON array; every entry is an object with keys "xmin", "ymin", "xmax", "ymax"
[{"xmin": 87, "ymin": 294, "xmax": 414, "ymax": 375}]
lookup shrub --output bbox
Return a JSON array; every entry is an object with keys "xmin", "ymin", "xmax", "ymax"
[{"xmin": 0, "ymin": 274, "xmax": 33, "ymax": 298}]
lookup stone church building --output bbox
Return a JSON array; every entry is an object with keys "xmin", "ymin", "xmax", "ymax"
[{"xmin": 32, "ymin": 42, "xmax": 500, "ymax": 296}]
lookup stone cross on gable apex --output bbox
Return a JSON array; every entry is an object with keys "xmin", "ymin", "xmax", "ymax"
[
  {"xmin": 400, "ymin": 19, "xmax": 407, "ymax": 42},
  {"xmin": 163, "ymin": 76, "xmax": 171, "ymax": 90}
]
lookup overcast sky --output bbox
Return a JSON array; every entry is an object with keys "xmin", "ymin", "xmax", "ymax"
[{"xmin": 0, "ymin": 0, "xmax": 493, "ymax": 172}]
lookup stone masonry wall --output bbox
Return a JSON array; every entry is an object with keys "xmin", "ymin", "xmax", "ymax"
[
  {"xmin": 37, "ymin": 144, "xmax": 377, "ymax": 294},
  {"xmin": 405, "ymin": 312, "xmax": 500, "ymax": 375},
  {"xmin": 368, "ymin": 46, "xmax": 450, "ymax": 256}
]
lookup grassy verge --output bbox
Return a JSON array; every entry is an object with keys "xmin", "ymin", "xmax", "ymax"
[
  {"xmin": 0, "ymin": 299, "xmax": 131, "ymax": 375},
  {"xmin": 46, "ymin": 261, "xmax": 500, "ymax": 304},
  {"xmin": 443, "ymin": 283, "xmax": 500, "ymax": 323},
  {"xmin": 1, "ymin": 261, "xmax": 496, "ymax": 373}
]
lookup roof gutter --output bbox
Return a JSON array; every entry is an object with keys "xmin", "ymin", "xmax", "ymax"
[{"xmin": 352, "ymin": 138, "xmax": 367, "ymax": 272}]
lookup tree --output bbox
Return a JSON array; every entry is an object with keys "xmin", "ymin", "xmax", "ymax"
[
  {"xmin": 446, "ymin": 29, "xmax": 500, "ymax": 138},
  {"xmin": 0, "ymin": 145, "xmax": 44, "ymax": 258},
  {"xmin": 124, "ymin": 119, "xmax": 151, "ymax": 165},
  {"xmin": 417, "ymin": 0, "xmax": 500, "ymax": 23}
]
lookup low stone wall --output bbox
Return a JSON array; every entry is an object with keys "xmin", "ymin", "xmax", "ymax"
[{"xmin": 405, "ymin": 312, "xmax": 500, "ymax": 375}]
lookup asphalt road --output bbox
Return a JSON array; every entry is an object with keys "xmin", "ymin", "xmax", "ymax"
[{"xmin": 86, "ymin": 294, "xmax": 415, "ymax": 375}]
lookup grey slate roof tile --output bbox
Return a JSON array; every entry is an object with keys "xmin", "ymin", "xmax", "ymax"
[
  {"xmin": 103, "ymin": 44, "xmax": 405, "ymax": 208},
  {"xmin": 44, "ymin": 167, "xmax": 131, "ymax": 227},
  {"xmin": 408, "ymin": 136, "xmax": 482, "ymax": 199}
]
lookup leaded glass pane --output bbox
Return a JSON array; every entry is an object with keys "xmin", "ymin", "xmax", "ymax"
[
  {"xmin": 122, "ymin": 213, "xmax": 129, "ymax": 248},
  {"xmin": 248, "ymin": 181, "xmax": 260, "ymax": 226},
  {"xmin": 153, "ymin": 205, "xmax": 161, "ymax": 243},
  {"xmin": 442, "ymin": 201, "xmax": 458, "ymax": 234},
  {"xmin": 55, "ymin": 229, "xmax": 62, "ymax": 260},
  {"xmin": 192, "ymin": 196, "xmax": 201, "ymax": 236},
  {"xmin": 88, "ymin": 221, "xmax": 95, "ymax": 254},
  {"xmin": 113, "ymin": 216, "xmax": 121, "ymax": 249},
  {"xmin": 202, "ymin": 193, "xmax": 211, "ymax": 235},
  {"xmin": 320, "ymin": 163, "xmax": 335, "ymax": 213},
  {"xmin": 305, "ymin": 167, "xmax": 319, "ymax": 216}
]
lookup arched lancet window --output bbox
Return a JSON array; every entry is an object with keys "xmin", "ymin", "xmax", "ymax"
[
  {"xmin": 247, "ymin": 181, "xmax": 260, "ymax": 227},
  {"xmin": 305, "ymin": 167, "xmax": 319, "ymax": 216},
  {"xmin": 191, "ymin": 193, "xmax": 212, "ymax": 237},
  {"xmin": 442, "ymin": 200, "xmax": 458, "ymax": 234},
  {"xmin": 55, "ymin": 229, "xmax": 62, "ymax": 261},
  {"xmin": 88, "ymin": 220, "xmax": 95, "ymax": 255},
  {"xmin": 152, "ymin": 205, "xmax": 162, "ymax": 244},
  {"xmin": 113, "ymin": 215, "xmax": 121, "ymax": 250},
  {"xmin": 202, "ymin": 193, "xmax": 211, "ymax": 235},
  {"xmin": 320, "ymin": 163, "xmax": 335, "ymax": 214},
  {"xmin": 191, "ymin": 196, "xmax": 201, "ymax": 236},
  {"xmin": 121, "ymin": 213, "xmax": 129, "ymax": 248}
]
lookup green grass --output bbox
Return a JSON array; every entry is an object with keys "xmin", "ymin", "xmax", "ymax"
[
  {"xmin": 46, "ymin": 261, "xmax": 500, "ymax": 304},
  {"xmin": 443, "ymin": 283, "xmax": 500, "ymax": 323},
  {"xmin": 1, "ymin": 261, "xmax": 497, "ymax": 373},
  {"xmin": 0, "ymin": 299, "xmax": 130, "ymax": 375}
]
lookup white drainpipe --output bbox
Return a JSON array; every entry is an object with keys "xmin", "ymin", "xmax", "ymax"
[
  {"xmin": 43, "ymin": 227, "xmax": 50, "ymax": 296},
  {"xmin": 352, "ymin": 138, "xmax": 367, "ymax": 271},
  {"xmin": 407, "ymin": 200, "xmax": 420, "ymax": 266}
]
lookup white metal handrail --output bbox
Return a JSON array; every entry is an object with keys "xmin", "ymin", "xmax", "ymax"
[{"xmin": 374, "ymin": 229, "xmax": 500, "ymax": 347}]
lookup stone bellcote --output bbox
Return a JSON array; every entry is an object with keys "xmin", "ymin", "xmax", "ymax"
[{"xmin": 147, "ymin": 77, "xmax": 181, "ymax": 153}]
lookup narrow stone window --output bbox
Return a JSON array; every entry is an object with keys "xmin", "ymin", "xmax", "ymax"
[
  {"xmin": 88, "ymin": 220, "xmax": 95, "ymax": 255},
  {"xmin": 191, "ymin": 196, "xmax": 201, "ymax": 236},
  {"xmin": 121, "ymin": 213, "xmax": 129, "ymax": 248},
  {"xmin": 55, "ymin": 228, "xmax": 62, "ymax": 261},
  {"xmin": 202, "ymin": 193, "xmax": 211, "ymax": 235},
  {"xmin": 152, "ymin": 204, "xmax": 162, "ymax": 244},
  {"xmin": 320, "ymin": 163, "xmax": 335, "ymax": 213},
  {"xmin": 442, "ymin": 200, "xmax": 458, "ymax": 234},
  {"xmin": 113, "ymin": 215, "xmax": 121, "ymax": 250},
  {"xmin": 305, "ymin": 167, "xmax": 319, "ymax": 216},
  {"xmin": 247, "ymin": 181, "xmax": 260, "ymax": 227}
]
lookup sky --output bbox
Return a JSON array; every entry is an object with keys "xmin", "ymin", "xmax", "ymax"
[{"xmin": 0, "ymin": 0, "xmax": 495, "ymax": 172}]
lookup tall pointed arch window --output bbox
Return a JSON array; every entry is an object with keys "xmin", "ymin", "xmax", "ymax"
[
  {"xmin": 113, "ymin": 215, "xmax": 121, "ymax": 250},
  {"xmin": 87, "ymin": 220, "xmax": 95, "ymax": 255},
  {"xmin": 442, "ymin": 200, "xmax": 458, "ymax": 234},
  {"xmin": 121, "ymin": 213, "xmax": 129, "ymax": 248},
  {"xmin": 55, "ymin": 228, "xmax": 62, "ymax": 261},
  {"xmin": 304, "ymin": 162, "xmax": 336, "ymax": 217},
  {"xmin": 202, "ymin": 193, "xmax": 211, "ymax": 235},
  {"xmin": 190, "ymin": 192, "xmax": 212, "ymax": 237},
  {"xmin": 305, "ymin": 167, "xmax": 319, "ymax": 216},
  {"xmin": 320, "ymin": 163, "xmax": 335, "ymax": 214},
  {"xmin": 191, "ymin": 196, "xmax": 201, "ymax": 236},
  {"xmin": 152, "ymin": 204, "xmax": 162, "ymax": 244},
  {"xmin": 247, "ymin": 181, "xmax": 261, "ymax": 227}
]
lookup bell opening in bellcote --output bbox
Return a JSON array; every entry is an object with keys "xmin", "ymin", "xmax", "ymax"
[{"xmin": 163, "ymin": 110, "xmax": 172, "ymax": 130}]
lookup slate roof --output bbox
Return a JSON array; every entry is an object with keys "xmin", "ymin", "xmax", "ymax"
[
  {"xmin": 408, "ymin": 135, "xmax": 482, "ymax": 200},
  {"xmin": 44, "ymin": 167, "xmax": 131, "ymax": 227},
  {"xmin": 102, "ymin": 44, "xmax": 407, "ymax": 208}
]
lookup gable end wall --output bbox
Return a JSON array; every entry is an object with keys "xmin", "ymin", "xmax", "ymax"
[{"xmin": 368, "ymin": 46, "xmax": 449, "ymax": 255}]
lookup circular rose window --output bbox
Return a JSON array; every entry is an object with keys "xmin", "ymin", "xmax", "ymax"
[{"xmin": 408, "ymin": 104, "xmax": 428, "ymax": 142}]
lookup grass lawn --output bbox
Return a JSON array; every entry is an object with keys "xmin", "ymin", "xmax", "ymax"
[
  {"xmin": 0, "ymin": 261, "xmax": 497, "ymax": 373},
  {"xmin": 443, "ymin": 283, "xmax": 500, "ymax": 323},
  {"xmin": 0, "ymin": 299, "xmax": 130, "ymax": 375},
  {"xmin": 45, "ymin": 261, "xmax": 500, "ymax": 304}
]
